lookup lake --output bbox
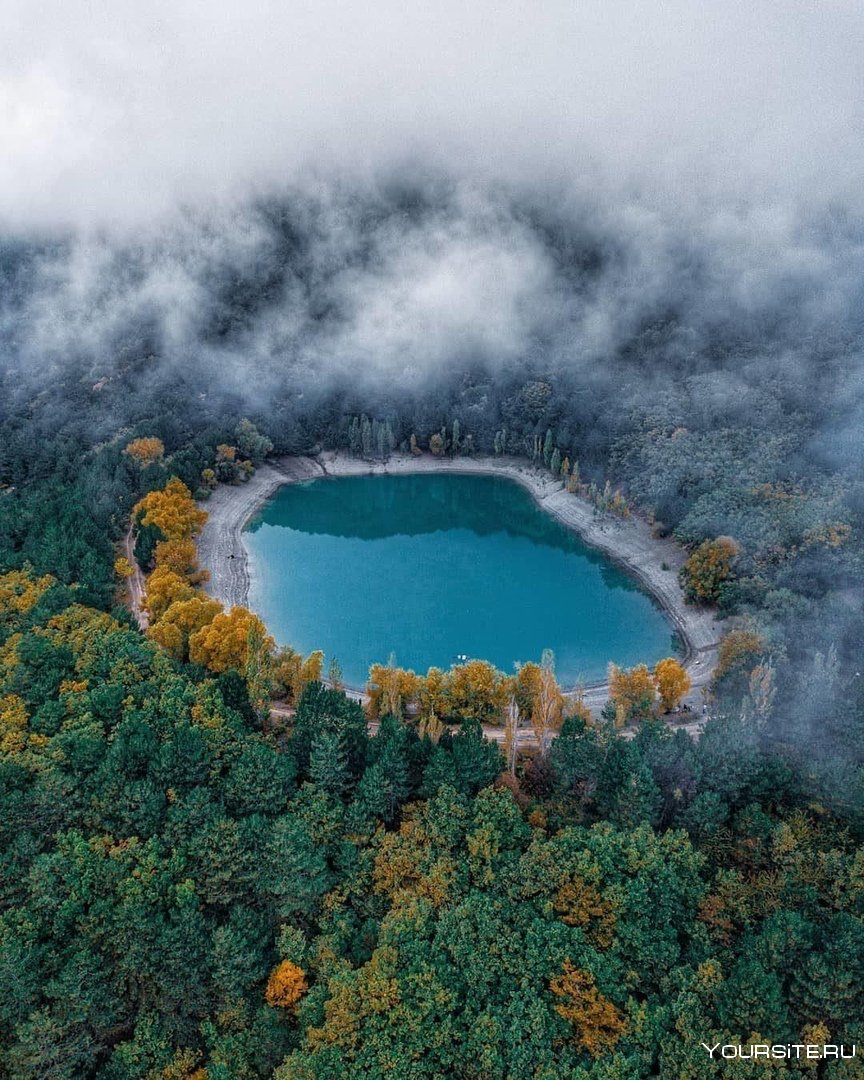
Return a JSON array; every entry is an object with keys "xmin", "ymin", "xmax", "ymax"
[{"xmin": 245, "ymin": 473, "xmax": 677, "ymax": 687}]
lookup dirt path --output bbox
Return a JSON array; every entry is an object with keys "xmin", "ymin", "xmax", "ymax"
[
  {"xmin": 123, "ymin": 524, "xmax": 149, "ymax": 630},
  {"xmin": 198, "ymin": 452, "xmax": 722, "ymax": 718}
]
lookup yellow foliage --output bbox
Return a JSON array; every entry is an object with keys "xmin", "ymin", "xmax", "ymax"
[
  {"xmin": 148, "ymin": 596, "xmax": 223, "ymax": 660},
  {"xmin": 188, "ymin": 606, "xmax": 273, "ymax": 673},
  {"xmin": 447, "ymin": 659, "xmax": 505, "ymax": 721},
  {"xmin": 0, "ymin": 693, "xmax": 28, "ymax": 754},
  {"xmin": 608, "ymin": 663, "xmax": 656, "ymax": 722},
  {"xmin": 367, "ymin": 663, "xmax": 422, "ymax": 719},
  {"xmin": 216, "ymin": 444, "xmax": 237, "ymax": 461},
  {"xmin": 272, "ymin": 647, "xmax": 325, "ymax": 704},
  {"xmin": 153, "ymin": 538, "xmax": 201, "ymax": 578},
  {"xmin": 134, "ymin": 478, "xmax": 207, "ymax": 542},
  {"xmin": 124, "ymin": 437, "xmax": 164, "ymax": 464},
  {"xmin": 554, "ymin": 880, "xmax": 616, "ymax": 948},
  {"xmin": 144, "ymin": 567, "xmax": 197, "ymax": 622},
  {"xmin": 653, "ymin": 657, "xmax": 691, "ymax": 712},
  {"xmin": 549, "ymin": 961, "xmax": 627, "ymax": 1058},
  {"xmin": 0, "ymin": 569, "xmax": 54, "ymax": 625},
  {"xmin": 265, "ymin": 960, "xmax": 308, "ymax": 1009},
  {"xmin": 114, "ymin": 556, "xmax": 134, "ymax": 579}
]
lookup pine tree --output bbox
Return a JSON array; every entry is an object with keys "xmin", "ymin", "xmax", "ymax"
[
  {"xmin": 543, "ymin": 428, "xmax": 554, "ymax": 466},
  {"xmin": 360, "ymin": 415, "xmax": 373, "ymax": 458},
  {"xmin": 310, "ymin": 729, "xmax": 350, "ymax": 799},
  {"xmin": 348, "ymin": 416, "xmax": 361, "ymax": 455},
  {"xmin": 550, "ymin": 447, "xmax": 561, "ymax": 476}
]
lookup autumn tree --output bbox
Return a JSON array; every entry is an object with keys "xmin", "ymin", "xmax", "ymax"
[
  {"xmin": 447, "ymin": 659, "xmax": 505, "ymax": 724},
  {"xmin": 148, "ymin": 595, "xmax": 222, "ymax": 661},
  {"xmin": 114, "ymin": 556, "xmax": 134, "ymax": 579},
  {"xmin": 272, "ymin": 646, "xmax": 324, "ymax": 704},
  {"xmin": 549, "ymin": 961, "xmax": 626, "ymax": 1057},
  {"xmin": 124, "ymin": 436, "xmax": 165, "ymax": 465},
  {"xmin": 608, "ymin": 663, "xmax": 656, "ymax": 724},
  {"xmin": 143, "ymin": 567, "xmax": 197, "ymax": 621},
  {"xmin": 653, "ymin": 657, "xmax": 691, "ymax": 712},
  {"xmin": 265, "ymin": 960, "xmax": 308, "ymax": 1010},
  {"xmin": 134, "ymin": 478, "xmax": 207, "ymax": 542},
  {"xmin": 680, "ymin": 536, "xmax": 739, "ymax": 605},
  {"xmin": 188, "ymin": 607, "xmax": 274, "ymax": 674},
  {"xmin": 712, "ymin": 626, "xmax": 766, "ymax": 701}
]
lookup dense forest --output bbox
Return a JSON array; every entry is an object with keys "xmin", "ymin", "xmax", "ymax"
[{"xmin": 1, "ymin": 185, "xmax": 863, "ymax": 1076}]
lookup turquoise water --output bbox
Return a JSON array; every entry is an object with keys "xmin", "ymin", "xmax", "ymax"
[{"xmin": 245, "ymin": 473, "xmax": 677, "ymax": 687}]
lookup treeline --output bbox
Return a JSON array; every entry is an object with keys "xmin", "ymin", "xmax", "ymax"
[{"xmin": 1, "ymin": 569, "xmax": 863, "ymax": 1077}]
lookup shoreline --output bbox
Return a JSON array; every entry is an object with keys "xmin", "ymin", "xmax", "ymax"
[{"xmin": 197, "ymin": 452, "xmax": 721, "ymax": 712}]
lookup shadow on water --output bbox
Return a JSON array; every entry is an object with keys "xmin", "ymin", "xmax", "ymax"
[{"xmin": 249, "ymin": 473, "xmax": 645, "ymax": 595}]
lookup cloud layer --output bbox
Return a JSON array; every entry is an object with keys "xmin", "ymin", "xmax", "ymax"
[{"xmin": 3, "ymin": 0, "xmax": 863, "ymax": 226}]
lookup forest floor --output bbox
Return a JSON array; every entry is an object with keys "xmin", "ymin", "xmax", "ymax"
[{"xmin": 197, "ymin": 452, "xmax": 722, "ymax": 721}]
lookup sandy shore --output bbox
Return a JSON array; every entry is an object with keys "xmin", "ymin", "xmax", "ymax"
[{"xmin": 198, "ymin": 452, "xmax": 721, "ymax": 712}]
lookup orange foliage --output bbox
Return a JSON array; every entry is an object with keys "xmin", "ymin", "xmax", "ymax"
[
  {"xmin": 134, "ymin": 478, "xmax": 207, "ymax": 542},
  {"xmin": 272, "ymin": 647, "xmax": 325, "ymax": 704},
  {"xmin": 554, "ymin": 879, "xmax": 616, "ymax": 947},
  {"xmin": 680, "ymin": 536, "xmax": 739, "ymax": 605},
  {"xmin": 124, "ymin": 437, "xmax": 165, "ymax": 464},
  {"xmin": 265, "ymin": 960, "xmax": 308, "ymax": 1009},
  {"xmin": 188, "ymin": 606, "xmax": 273, "ymax": 673},
  {"xmin": 549, "ymin": 961, "xmax": 627, "ymax": 1057},
  {"xmin": 653, "ymin": 657, "xmax": 691, "ymax": 712}
]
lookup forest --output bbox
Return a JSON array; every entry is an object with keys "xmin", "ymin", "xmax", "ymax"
[{"xmin": 1, "ymin": 186, "xmax": 863, "ymax": 1077}]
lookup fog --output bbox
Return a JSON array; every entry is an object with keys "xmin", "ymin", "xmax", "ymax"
[
  {"xmin": 2, "ymin": 0, "xmax": 863, "ymax": 437},
  {"xmin": 3, "ymin": 0, "xmax": 863, "ymax": 227}
]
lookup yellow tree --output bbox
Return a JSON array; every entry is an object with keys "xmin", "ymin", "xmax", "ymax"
[
  {"xmin": 188, "ymin": 607, "xmax": 273, "ymax": 673},
  {"xmin": 272, "ymin": 646, "xmax": 325, "ymax": 704},
  {"xmin": 417, "ymin": 666, "xmax": 448, "ymax": 726},
  {"xmin": 549, "ymin": 961, "xmax": 627, "ymax": 1058},
  {"xmin": 148, "ymin": 595, "xmax": 223, "ymax": 661},
  {"xmin": 608, "ymin": 663, "xmax": 656, "ymax": 724},
  {"xmin": 153, "ymin": 538, "xmax": 202, "ymax": 579},
  {"xmin": 447, "ymin": 659, "xmax": 504, "ymax": 723},
  {"xmin": 653, "ymin": 657, "xmax": 691, "ymax": 712},
  {"xmin": 134, "ymin": 478, "xmax": 207, "ymax": 541},
  {"xmin": 143, "ymin": 567, "xmax": 197, "ymax": 622},
  {"xmin": 114, "ymin": 556, "xmax": 134, "ymax": 579},
  {"xmin": 367, "ymin": 662, "xmax": 422, "ymax": 719}
]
